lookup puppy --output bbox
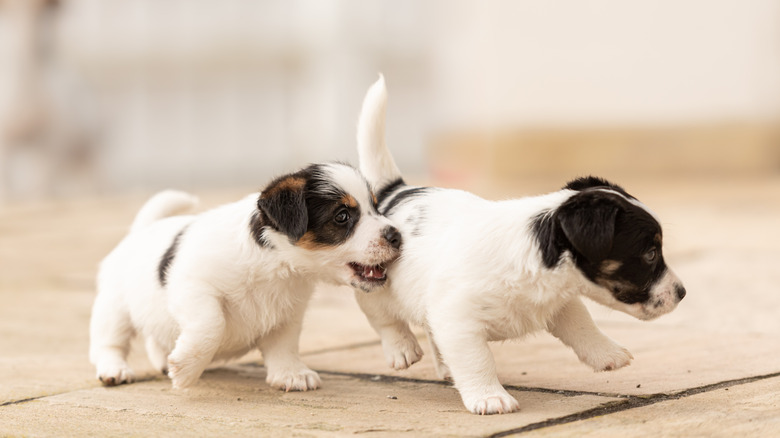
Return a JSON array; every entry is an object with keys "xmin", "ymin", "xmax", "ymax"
[
  {"xmin": 353, "ymin": 77, "xmax": 686, "ymax": 414},
  {"xmin": 89, "ymin": 163, "xmax": 402, "ymax": 391}
]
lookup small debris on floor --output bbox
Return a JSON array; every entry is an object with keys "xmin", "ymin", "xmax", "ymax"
[{"xmin": 387, "ymin": 395, "xmax": 397, "ymax": 400}]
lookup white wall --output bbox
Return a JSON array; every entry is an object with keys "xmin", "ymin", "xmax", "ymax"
[
  {"xmin": 3, "ymin": 0, "xmax": 778, "ymax": 194},
  {"xmin": 429, "ymin": 0, "xmax": 780, "ymax": 129}
]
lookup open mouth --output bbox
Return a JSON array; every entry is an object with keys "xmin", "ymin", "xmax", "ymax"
[{"xmin": 348, "ymin": 262, "xmax": 388, "ymax": 283}]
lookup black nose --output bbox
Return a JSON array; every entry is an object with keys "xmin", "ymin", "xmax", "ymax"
[
  {"xmin": 383, "ymin": 226, "xmax": 402, "ymax": 250},
  {"xmin": 675, "ymin": 284, "xmax": 686, "ymax": 301}
]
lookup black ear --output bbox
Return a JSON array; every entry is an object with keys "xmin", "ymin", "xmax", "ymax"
[
  {"xmin": 557, "ymin": 192, "xmax": 620, "ymax": 263},
  {"xmin": 258, "ymin": 173, "xmax": 308, "ymax": 242}
]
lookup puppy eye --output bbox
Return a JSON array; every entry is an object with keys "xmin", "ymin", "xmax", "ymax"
[
  {"xmin": 643, "ymin": 248, "xmax": 658, "ymax": 264},
  {"xmin": 334, "ymin": 209, "xmax": 350, "ymax": 225}
]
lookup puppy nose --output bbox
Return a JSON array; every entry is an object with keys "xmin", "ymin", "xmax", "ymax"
[
  {"xmin": 383, "ymin": 226, "xmax": 402, "ymax": 250},
  {"xmin": 675, "ymin": 284, "xmax": 686, "ymax": 301}
]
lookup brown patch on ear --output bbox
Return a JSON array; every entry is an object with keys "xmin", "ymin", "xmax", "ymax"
[
  {"xmin": 341, "ymin": 194, "xmax": 358, "ymax": 208},
  {"xmin": 372, "ymin": 192, "xmax": 378, "ymax": 205},
  {"xmin": 258, "ymin": 172, "xmax": 309, "ymax": 242},
  {"xmin": 600, "ymin": 260, "xmax": 622, "ymax": 275},
  {"xmin": 296, "ymin": 231, "xmax": 328, "ymax": 251},
  {"xmin": 263, "ymin": 176, "xmax": 306, "ymax": 198}
]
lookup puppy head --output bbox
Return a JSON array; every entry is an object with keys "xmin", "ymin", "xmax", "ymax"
[
  {"xmin": 257, "ymin": 163, "xmax": 401, "ymax": 291},
  {"xmin": 537, "ymin": 177, "xmax": 686, "ymax": 320}
]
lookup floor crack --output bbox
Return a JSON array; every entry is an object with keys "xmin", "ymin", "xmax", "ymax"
[{"xmin": 489, "ymin": 370, "xmax": 780, "ymax": 437}]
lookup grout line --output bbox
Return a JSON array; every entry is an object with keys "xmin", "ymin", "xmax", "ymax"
[
  {"xmin": 1, "ymin": 396, "xmax": 46, "ymax": 407},
  {"xmin": 315, "ymin": 369, "xmax": 626, "ymax": 399},
  {"xmin": 489, "ymin": 370, "xmax": 780, "ymax": 437},
  {"xmin": 0, "ymin": 376, "xmax": 163, "ymax": 408}
]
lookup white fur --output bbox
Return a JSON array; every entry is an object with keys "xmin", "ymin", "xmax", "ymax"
[
  {"xmin": 354, "ymin": 76, "xmax": 684, "ymax": 415},
  {"xmin": 89, "ymin": 164, "xmax": 398, "ymax": 391}
]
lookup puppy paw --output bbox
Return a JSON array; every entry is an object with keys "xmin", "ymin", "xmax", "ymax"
[
  {"xmin": 96, "ymin": 360, "xmax": 135, "ymax": 386},
  {"xmin": 266, "ymin": 367, "xmax": 321, "ymax": 392},
  {"xmin": 167, "ymin": 354, "xmax": 207, "ymax": 389},
  {"xmin": 462, "ymin": 389, "xmax": 520, "ymax": 415},
  {"xmin": 579, "ymin": 342, "xmax": 634, "ymax": 372},
  {"xmin": 382, "ymin": 334, "xmax": 424, "ymax": 370},
  {"xmin": 433, "ymin": 358, "xmax": 452, "ymax": 381}
]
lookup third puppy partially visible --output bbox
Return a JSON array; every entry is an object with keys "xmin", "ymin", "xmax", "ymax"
[{"xmin": 354, "ymin": 76, "xmax": 686, "ymax": 415}]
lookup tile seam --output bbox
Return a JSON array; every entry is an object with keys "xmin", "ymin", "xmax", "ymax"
[{"xmin": 489, "ymin": 370, "xmax": 780, "ymax": 437}]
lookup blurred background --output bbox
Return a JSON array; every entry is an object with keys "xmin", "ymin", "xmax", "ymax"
[
  {"xmin": 0, "ymin": 0, "xmax": 779, "ymax": 200},
  {"xmin": 2, "ymin": 1, "xmax": 780, "ymax": 411}
]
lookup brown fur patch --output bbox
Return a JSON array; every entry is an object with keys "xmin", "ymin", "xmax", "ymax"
[
  {"xmin": 595, "ymin": 277, "xmax": 634, "ymax": 294},
  {"xmin": 296, "ymin": 231, "xmax": 329, "ymax": 251},
  {"xmin": 341, "ymin": 194, "xmax": 358, "ymax": 208},
  {"xmin": 263, "ymin": 176, "xmax": 306, "ymax": 198},
  {"xmin": 600, "ymin": 260, "xmax": 623, "ymax": 275}
]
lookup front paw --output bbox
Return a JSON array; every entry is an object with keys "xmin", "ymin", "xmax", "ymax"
[
  {"xmin": 266, "ymin": 367, "xmax": 321, "ymax": 391},
  {"xmin": 461, "ymin": 388, "xmax": 520, "ymax": 415},
  {"xmin": 96, "ymin": 360, "xmax": 135, "ymax": 386},
  {"xmin": 167, "ymin": 354, "xmax": 207, "ymax": 389},
  {"xmin": 578, "ymin": 342, "xmax": 633, "ymax": 372},
  {"xmin": 382, "ymin": 333, "xmax": 424, "ymax": 371}
]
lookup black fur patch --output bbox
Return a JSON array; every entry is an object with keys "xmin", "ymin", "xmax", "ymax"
[
  {"xmin": 381, "ymin": 187, "xmax": 430, "ymax": 215},
  {"xmin": 376, "ymin": 178, "xmax": 406, "ymax": 205},
  {"xmin": 257, "ymin": 171, "xmax": 309, "ymax": 242},
  {"xmin": 258, "ymin": 164, "xmax": 367, "ymax": 249},
  {"xmin": 158, "ymin": 227, "xmax": 186, "ymax": 287},
  {"xmin": 298, "ymin": 165, "xmax": 362, "ymax": 248},
  {"xmin": 531, "ymin": 210, "xmax": 564, "ymax": 269},
  {"xmin": 564, "ymin": 176, "xmax": 636, "ymax": 200},
  {"xmin": 531, "ymin": 188, "xmax": 666, "ymax": 305}
]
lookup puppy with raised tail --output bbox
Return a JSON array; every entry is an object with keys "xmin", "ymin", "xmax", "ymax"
[
  {"xmin": 89, "ymin": 163, "xmax": 402, "ymax": 390},
  {"xmin": 354, "ymin": 76, "xmax": 686, "ymax": 415}
]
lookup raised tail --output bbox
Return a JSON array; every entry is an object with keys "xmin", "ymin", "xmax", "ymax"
[
  {"xmin": 357, "ymin": 74, "xmax": 403, "ymax": 192},
  {"xmin": 129, "ymin": 190, "xmax": 198, "ymax": 233}
]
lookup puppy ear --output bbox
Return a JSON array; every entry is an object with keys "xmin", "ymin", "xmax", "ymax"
[
  {"xmin": 258, "ymin": 173, "xmax": 308, "ymax": 242},
  {"xmin": 557, "ymin": 192, "xmax": 620, "ymax": 263}
]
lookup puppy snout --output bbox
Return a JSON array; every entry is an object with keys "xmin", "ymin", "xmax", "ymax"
[
  {"xmin": 382, "ymin": 226, "xmax": 402, "ymax": 250},
  {"xmin": 675, "ymin": 284, "xmax": 686, "ymax": 301}
]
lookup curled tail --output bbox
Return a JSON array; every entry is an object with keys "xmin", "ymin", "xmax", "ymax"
[
  {"xmin": 130, "ymin": 190, "xmax": 198, "ymax": 233},
  {"xmin": 357, "ymin": 74, "xmax": 403, "ymax": 192}
]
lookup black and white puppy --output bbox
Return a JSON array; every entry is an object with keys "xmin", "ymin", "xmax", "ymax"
[
  {"xmin": 354, "ymin": 77, "xmax": 686, "ymax": 415},
  {"xmin": 89, "ymin": 163, "xmax": 401, "ymax": 391}
]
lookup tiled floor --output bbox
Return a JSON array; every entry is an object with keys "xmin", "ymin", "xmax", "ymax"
[{"xmin": 2, "ymin": 175, "xmax": 779, "ymax": 436}]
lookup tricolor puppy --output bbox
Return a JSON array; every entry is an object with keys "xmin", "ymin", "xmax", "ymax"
[
  {"xmin": 89, "ymin": 163, "xmax": 401, "ymax": 390},
  {"xmin": 354, "ymin": 76, "xmax": 686, "ymax": 415}
]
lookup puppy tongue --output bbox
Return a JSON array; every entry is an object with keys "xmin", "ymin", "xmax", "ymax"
[{"xmin": 364, "ymin": 265, "xmax": 386, "ymax": 280}]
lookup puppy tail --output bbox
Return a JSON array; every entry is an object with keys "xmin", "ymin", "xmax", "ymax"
[
  {"xmin": 130, "ymin": 190, "xmax": 198, "ymax": 233},
  {"xmin": 357, "ymin": 74, "xmax": 403, "ymax": 191}
]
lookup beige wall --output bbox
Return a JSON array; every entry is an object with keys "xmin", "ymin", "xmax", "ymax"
[{"xmin": 1, "ymin": 1, "xmax": 778, "ymax": 198}]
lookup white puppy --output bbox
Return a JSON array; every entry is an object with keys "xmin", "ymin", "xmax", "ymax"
[
  {"xmin": 89, "ymin": 163, "xmax": 402, "ymax": 390},
  {"xmin": 354, "ymin": 77, "xmax": 686, "ymax": 414}
]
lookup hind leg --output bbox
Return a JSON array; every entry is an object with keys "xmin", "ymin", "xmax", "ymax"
[
  {"xmin": 166, "ymin": 282, "xmax": 225, "ymax": 389},
  {"xmin": 89, "ymin": 292, "xmax": 136, "ymax": 386},
  {"xmin": 145, "ymin": 336, "xmax": 171, "ymax": 375}
]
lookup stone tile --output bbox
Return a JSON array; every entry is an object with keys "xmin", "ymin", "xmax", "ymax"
[
  {"xmin": 0, "ymin": 283, "xmax": 378, "ymax": 404},
  {"xmin": 522, "ymin": 375, "xmax": 780, "ymax": 437},
  {"xmin": 1, "ymin": 365, "xmax": 619, "ymax": 437},
  {"xmin": 304, "ymin": 325, "xmax": 780, "ymax": 397}
]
